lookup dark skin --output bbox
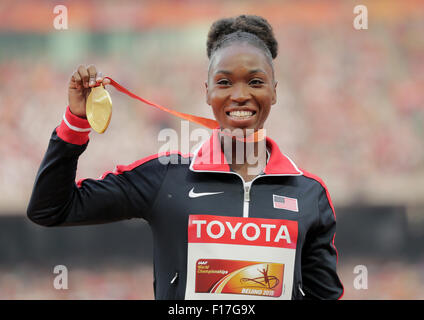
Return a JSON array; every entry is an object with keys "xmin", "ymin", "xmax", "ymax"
[
  {"xmin": 205, "ymin": 43, "xmax": 278, "ymax": 181},
  {"xmin": 68, "ymin": 65, "xmax": 110, "ymax": 118}
]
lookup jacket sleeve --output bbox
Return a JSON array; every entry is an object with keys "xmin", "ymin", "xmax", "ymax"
[
  {"xmin": 27, "ymin": 107, "xmax": 168, "ymax": 227},
  {"xmin": 301, "ymin": 185, "xmax": 344, "ymax": 299}
]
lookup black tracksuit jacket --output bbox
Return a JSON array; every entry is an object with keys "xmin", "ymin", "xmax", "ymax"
[{"xmin": 27, "ymin": 106, "xmax": 344, "ymax": 300}]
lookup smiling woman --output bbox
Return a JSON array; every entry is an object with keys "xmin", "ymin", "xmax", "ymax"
[
  {"xmin": 206, "ymin": 16, "xmax": 277, "ymax": 133},
  {"xmin": 27, "ymin": 14, "xmax": 343, "ymax": 300},
  {"xmin": 207, "ymin": 44, "xmax": 277, "ymax": 132},
  {"xmin": 205, "ymin": 16, "xmax": 280, "ymax": 181}
]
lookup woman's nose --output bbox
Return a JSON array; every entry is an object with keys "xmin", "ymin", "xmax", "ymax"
[{"xmin": 230, "ymin": 83, "xmax": 250, "ymax": 103}]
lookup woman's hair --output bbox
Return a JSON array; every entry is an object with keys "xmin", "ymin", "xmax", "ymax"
[{"xmin": 206, "ymin": 14, "xmax": 278, "ymax": 63}]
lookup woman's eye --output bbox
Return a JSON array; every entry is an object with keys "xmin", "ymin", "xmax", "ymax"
[
  {"xmin": 217, "ymin": 79, "xmax": 231, "ymax": 85},
  {"xmin": 250, "ymin": 79, "xmax": 264, "ymax": 86}
]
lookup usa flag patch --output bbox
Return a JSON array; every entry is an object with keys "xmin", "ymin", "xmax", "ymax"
[{"xmin": 273, "ymin": 194, "xmax": 299, "ymax": 212}]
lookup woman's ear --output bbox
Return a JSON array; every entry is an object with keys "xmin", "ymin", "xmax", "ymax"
[
  {"xmin": 205, "ymin": 80, "xmax": 210, "ymax": 105},
  {"xmin": 271, "ymin": 80, "xmax": 278, "ymax": 105}
]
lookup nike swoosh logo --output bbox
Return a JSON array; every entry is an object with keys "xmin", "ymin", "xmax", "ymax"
[{"xmin": 188, "ymin": 187, "xmax": 224, "ymax": 198}]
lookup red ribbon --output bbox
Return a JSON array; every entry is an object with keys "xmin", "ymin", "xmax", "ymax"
[
  {"xmin": 104, "ymin": 76, "xmax": 264, "ymax": 142},
  {"xmin": 104, "ymin": 77, "xmax": 219, "ymax": 129}
]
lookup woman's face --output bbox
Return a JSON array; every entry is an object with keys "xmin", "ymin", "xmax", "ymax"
[{"xmin": 206, "ymin": 43, "xmax": 277, "ymax": 134}]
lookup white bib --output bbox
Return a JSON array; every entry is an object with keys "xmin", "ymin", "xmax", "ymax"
[{"xmin": 185, "ymin": 215, "xmax": 298, "ymax": 300}]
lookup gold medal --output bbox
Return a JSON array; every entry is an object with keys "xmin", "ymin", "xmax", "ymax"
[{"xmin": 86, "ymin": 84, "xmax": 112, "ymax": 133}]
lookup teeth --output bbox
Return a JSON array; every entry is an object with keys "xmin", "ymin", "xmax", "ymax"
[{"xmin": 229, "ymin": 110, "xmax": 254, "ymax": 117}]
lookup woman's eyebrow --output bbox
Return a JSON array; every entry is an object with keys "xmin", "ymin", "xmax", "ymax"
[{"xmin": 215, "ymin": 69, "xmax": 267, "ymax": 75}]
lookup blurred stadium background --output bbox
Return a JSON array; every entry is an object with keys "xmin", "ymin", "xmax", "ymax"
[{"xmin": 0, "ymin": 0, "xmax": 423, "ymax": 299}]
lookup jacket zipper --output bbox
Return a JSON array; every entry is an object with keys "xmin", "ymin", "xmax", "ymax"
[
  {"xmin": 238, "ymin": 150, "xmax": 270, "ymax": 218},
  {"xmin": 243, "ymin": 184, "xmax": 250, "ymax": 218},
  {"xmin": 234, "ymin": 173, "xmax": 262, "ymax": 218},
  {"xmin": 219, "ymin": 170, "xmax": 266, "ymax": 218}
]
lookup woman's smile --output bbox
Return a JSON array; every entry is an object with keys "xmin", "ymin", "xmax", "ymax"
[{"xmin": 225, "ymin": 106, "xmax": 257, "ymax": 125}]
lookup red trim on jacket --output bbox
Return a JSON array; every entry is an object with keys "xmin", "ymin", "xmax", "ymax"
[
  {"xmin": 301, "ymin": 170, "xmax": 336, "ymax": 221},
  {"xmin": 56, "ymin": 106, "xmax": 91, "ymax": 145},
  {"xmin": 190, "ymin": 129, "xmax": 230, "ymax": 172},
  {"xmin": 190, "ymin": 129, "xmax": 303, "ymax": 175},
  {"xmin": 76, "ymin": 151, "xmax": 192, "ymax": 187}
]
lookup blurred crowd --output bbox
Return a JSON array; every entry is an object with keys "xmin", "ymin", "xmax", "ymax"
[
  {"xmin": 0, "ymin": 1, "xmax": 423, "ymax": 211},
  {"xmin": 0, "ymin": 265, "xmax": 154, "ymax": 300},
  {"xmin": 1, "ymin": 259, "xmax": 423, "ymax": 299}
]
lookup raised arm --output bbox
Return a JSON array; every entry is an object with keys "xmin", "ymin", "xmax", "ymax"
[{"xmin": 27, "ymin": 65, "xmax": 168, "ymax": 226}]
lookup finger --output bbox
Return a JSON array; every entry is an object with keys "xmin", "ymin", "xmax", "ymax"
[
  {"xmin": 87, "ymin": 64, "xmax": 97, "ymax": 87},
  {"xmin": 94, "ymin": 71, "xmax": 110, "ymax": 88},
  {"xmin": 78, "ymin": 65, "xmax": 90, "ymax": 88},
  {"xmin": 102, "ymin": 77, "xmax": 111, "ymax": 86},
  {"xmin": 96, "ymin": 71, "xmax": 103, "ymax": 83},
  {"xmin": 71, "ymin": 71, "xmax": 82, "ymax": 89}
]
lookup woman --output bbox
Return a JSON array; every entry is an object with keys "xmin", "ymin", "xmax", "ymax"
[{"xmin": 27, "ymin": 15, "xmax": 343, "ymax": 300}]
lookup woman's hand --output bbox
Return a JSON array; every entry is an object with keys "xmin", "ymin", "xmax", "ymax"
[{"xmin": 68, "ymin": 64, "xmax": 110, "ymax": 118}]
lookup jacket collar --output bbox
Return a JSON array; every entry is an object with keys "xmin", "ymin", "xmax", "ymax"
[{"xmin": 189, "ymin": 129, "xmax": 303, "ymax": 176}]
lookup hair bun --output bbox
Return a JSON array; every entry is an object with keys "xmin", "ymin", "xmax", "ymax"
[{"xmin": 207, "ymin": 14, "xmax": 278, "ymax": 59}]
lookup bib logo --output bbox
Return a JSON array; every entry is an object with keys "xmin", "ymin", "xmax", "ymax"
[
  {"xmin": 196, "ymin": 259, "xmax": 284, "ymax": 297},
  {"xmin": 186, "ymin": 215, "xmax": 298, "ymax": 300},
  {"xmin": 242, "ymin": 264, "xmax": 279, "ymax": 290},
  {"xmin": 189, "ymin": 215, "xmax": 297, "ymax": 249}
]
